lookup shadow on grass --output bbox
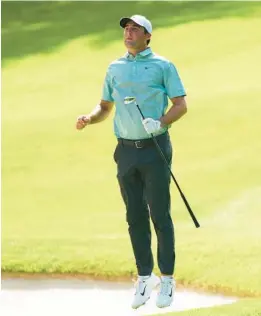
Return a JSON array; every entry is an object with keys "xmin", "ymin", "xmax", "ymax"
[{"xmin": 2, "ymin": 1, "xmax": 261, "ymax": 65}]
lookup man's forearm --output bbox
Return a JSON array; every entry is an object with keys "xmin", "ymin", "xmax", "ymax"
[
  {"xmin": 160, "ymin": 98, "xmax": 187, "ymax": 126},
  {"xmin": 160, "ymin": 105, "xmax": 187, "ymax": 126},
  {"xmin": 88, "ymin": 102, "xmax": 113, "ymax": 124}
]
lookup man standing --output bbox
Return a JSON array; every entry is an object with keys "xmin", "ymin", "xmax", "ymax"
[{"xmin": 76, "ymin": 15, "xmax": 187, "ymax": 309}]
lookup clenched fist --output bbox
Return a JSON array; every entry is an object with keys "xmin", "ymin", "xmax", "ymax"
[{"xmin": 76, "ymin": 115, "xmax": 91, "ymax": 130}]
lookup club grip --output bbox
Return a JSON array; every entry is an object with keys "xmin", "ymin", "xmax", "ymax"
[{"xmin": 180, "ymin": 191, "xmax": 200, "ymax": 228}]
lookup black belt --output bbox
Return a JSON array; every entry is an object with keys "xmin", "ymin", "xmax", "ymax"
[
  {"xmin": 118, "ymin": 133, "xmax": 166, "ymax": 149},
  {"xmin": 118, "ymin": 138, "xmax": 153, "ymax": 149}
]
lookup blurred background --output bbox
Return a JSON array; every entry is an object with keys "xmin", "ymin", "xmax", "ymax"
[{"xmin": 1, "ymin": 1, "xmax": 261, "ymax": 305}]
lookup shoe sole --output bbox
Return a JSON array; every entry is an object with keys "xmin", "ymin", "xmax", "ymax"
[
  {"xmin": 156, "ymin": 303, "xmax": 172, "ymax": 308},
  {"xmin": 132, "ymin": 296, "xmax": 150, "ymax": 309},
  {"xmin": 156, "ymin": 300, "xmax": 174, "ymax": 309}
]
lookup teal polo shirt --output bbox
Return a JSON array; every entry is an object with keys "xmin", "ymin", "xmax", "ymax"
[{"xmin": 102, "ymin": 47, "xmax": 186, "ymax": 140}]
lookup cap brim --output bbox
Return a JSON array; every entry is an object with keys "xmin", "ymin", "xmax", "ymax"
[{"xmin": 120, "ymin": 17, "xmax": 133, "ymax": 28}]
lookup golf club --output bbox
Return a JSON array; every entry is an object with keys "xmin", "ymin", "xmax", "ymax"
[{"xmin": 124, "ymin": 96, "xmax": 200, "ymax": 228}]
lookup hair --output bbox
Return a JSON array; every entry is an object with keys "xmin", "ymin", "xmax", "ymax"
[{"xmin": 144, "ymin": 28, "xmax": 151, "ymax": 45}]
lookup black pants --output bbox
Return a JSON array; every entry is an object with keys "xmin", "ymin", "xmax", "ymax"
[{"xmin": 114, "ymin": 132, "xmax": 175, "ymax": 276}]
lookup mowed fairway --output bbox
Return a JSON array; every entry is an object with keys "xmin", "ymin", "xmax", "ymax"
[{"xmin": 2, "ymin": 2, "xmax": 261, "ymax": 315}]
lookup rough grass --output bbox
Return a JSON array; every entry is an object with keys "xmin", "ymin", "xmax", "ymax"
[{"xmin": 153, "ymin": 298, "xmax": 261, "ymax": 316}]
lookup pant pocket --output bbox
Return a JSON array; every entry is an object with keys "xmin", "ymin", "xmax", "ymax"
[
  {"xmin": 113, "ymin": 144, "xmax": 120, "ymax": 163},
  {"xmin": 158, "ymin": 136, "xmax": 173, "ymax": 165}
]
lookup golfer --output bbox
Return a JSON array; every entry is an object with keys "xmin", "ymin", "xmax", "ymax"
[{"xmin": 76, "ymin": 15, "xmax": 187, "ymax": 309}]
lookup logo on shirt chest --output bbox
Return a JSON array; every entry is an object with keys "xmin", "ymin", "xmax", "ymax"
[{"xmin": 138, "ymin": 65, "xmax": 160, "ymax": 83}]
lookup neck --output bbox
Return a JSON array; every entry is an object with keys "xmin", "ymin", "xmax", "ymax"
[{"xmin": 128, "ymin": 46, "xmax": 148, "ymax": 57}]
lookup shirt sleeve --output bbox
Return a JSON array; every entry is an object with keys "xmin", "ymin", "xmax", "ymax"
[
  {"xmin": 102, "ymin": 68, "xmax": 114, "ymax": 102},
  {"xmin": 163, "ymin": 62, "xmax": 186, "ymax": 98}
]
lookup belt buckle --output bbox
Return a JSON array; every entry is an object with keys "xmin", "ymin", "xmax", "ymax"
[{"xmin": 135, "ymin": 140, "xmax": 143, "ymax": 149}]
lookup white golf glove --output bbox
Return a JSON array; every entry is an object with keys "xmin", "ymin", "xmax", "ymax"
[{"xmin": 142, "ymin": 118, "xmax": 162, "ymax": 134}]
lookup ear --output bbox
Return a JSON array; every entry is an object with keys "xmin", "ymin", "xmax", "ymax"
[{"xmin": 146, "ymin": 33, "xmax": 151, "ymax": 41}]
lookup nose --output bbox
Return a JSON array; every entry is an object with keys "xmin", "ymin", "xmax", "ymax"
[{"xmin": 124, "ymin": 28, "xmax": 132, "ymax": 37}]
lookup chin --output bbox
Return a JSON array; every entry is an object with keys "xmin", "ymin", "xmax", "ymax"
[{"xmin": 125, "ymin": 40, "xmax": 136, "ymax": 47}]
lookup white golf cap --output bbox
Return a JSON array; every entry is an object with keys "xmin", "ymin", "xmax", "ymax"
[{"xmin": 120, "ymin": 15, "xmax": 152, "ymax": 34}]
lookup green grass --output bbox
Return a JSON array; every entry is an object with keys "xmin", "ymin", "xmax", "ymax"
[
  {"xmin": 154, "ymin": 298, "xmax": 261, "ymax": 316},
  {"xmin": 2, "ymin": 2, "xmax": 261, "ymax": 315}
]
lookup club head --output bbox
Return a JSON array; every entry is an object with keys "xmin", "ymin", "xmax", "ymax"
[{"xmin": 124, "ymin": 96, "xmax": 136, "ymax": 105}]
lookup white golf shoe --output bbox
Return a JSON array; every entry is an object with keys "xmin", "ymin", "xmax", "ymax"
[
  {"xmin": 156, "ymin": 277, "xmax": 175, "ymax": 308},
  {"xmin": 131, "ymin": 273, "xmax": 160, "ymax": 309}
]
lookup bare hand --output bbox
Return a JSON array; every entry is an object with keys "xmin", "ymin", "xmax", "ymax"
[{"xmin": 76, "ymin": 115, "xmax": 91, "ymax": 130}]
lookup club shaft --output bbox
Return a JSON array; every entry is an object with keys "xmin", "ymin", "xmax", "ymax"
[{"xmin": 136, "ymin": 104, "xmax": 200, "ymax": 228}]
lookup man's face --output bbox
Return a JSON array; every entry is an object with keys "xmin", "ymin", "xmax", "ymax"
[{"xmin": 124, "ymin": 21, "xmax": 150, "ymax": 49}]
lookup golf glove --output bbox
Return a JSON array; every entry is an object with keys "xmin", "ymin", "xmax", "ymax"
[{"xmin": 142, "ymin": 118, "xmax": 162, "ymax": 134}]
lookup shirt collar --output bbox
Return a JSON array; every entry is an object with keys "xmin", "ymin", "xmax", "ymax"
[{"xmin": 124, "ymin": 47, "xmax": 152, "ymax": 59}]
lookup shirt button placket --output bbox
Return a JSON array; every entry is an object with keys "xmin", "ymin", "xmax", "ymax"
[
  {"xmin": 130, "ymin": 57, "xmax": 138, "ymax": 95},
  {"xmin": 133, "ymin": 59, "xmax": 137, "ymax": 77}
]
